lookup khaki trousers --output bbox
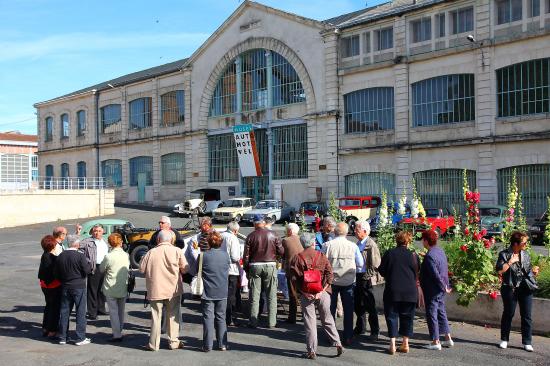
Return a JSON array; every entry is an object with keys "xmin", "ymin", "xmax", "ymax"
[
  {"xmin": 149, "ymin": 296, "xmax": 181, "ymax": 350},
  {"xmin": 301, "ymin": 291, "xmax": 341, "ymax": 354}
]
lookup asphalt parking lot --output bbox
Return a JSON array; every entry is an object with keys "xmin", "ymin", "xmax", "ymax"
[{"xmin": 0, "ymin": 206, "xmax": 549, "ymax": 366}]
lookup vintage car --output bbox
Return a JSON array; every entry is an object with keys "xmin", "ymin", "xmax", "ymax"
[
  {"xmin": 173, "ymin": 188, "xmax": 222, "ymax": 216},
  {"xmin": 79, "ymin": 218, "xmax": 131, "ymax": 240},
  {"xmin": 369, "ymin": 203, "xmax": 411, "ymax": 236},
  {"xmin": 241, "ymin": 200, "xmax": 296, "ymax": 224},
  {"xmin": 339, "ymin": 196, "xmax": 381, "ymax": 232},
  {"xmin": 212, "ymin": 197, "xmax": 255, "ymax": 223},
  {"xmin": 529, "ymin": 211, "xmax": 549, "ymax": 246},
  {"xmin": 479, "ymin": 205, "xmax": 507, "ymax": 237},
  {"xmin": 399, "ymin": 208, "xmax": 455, "ymax": 236},
  {"xmin": 295, "ymin": 201, "xmax": 329, "ymax": 226}
]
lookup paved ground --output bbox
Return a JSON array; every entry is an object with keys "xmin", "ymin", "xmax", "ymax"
[{"xmin": 1, "ymin": 207, "xmax": 549, "ymax": 366}]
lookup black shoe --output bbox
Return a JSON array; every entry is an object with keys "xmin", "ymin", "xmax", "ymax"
[
  {"xmin": 247, "ymin": 323, "xmax": 257, "ymax": 329},
  {"xmin": 98, "ymin": 310, "xmax": 109, "ymax": 316},
  {"xmin": 285, "ymin": 319, "xmax": 296, "ymax": 324},
  {"xmin": 108, "ymin": 337, "xmax": 123, "ymax": 343},
  {"xmin": 353, "ymin": 327, "xmax": 365, "ymax": 335},
  {"xmin": 86, "ymin": 314, "xmax": 97, "ymax": 320}
]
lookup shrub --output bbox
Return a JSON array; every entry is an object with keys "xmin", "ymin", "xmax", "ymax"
[{"xmin": 536, "ymin": 264, "xmax": 550, "ymax": 299}]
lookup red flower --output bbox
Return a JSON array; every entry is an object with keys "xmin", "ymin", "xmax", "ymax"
[
  {"xmin": 490, "ymin": 237, "xmax": 496, "ymax": 245},
  {"xmin": 465, "ymin": 191, "xmax": 473, "ymax": 201},
  {"xmin": 448, "ymin": 271, "xmax": 454, "ymax": 277},
  {"xmin": 483, "ymin": 239, "xmax": 491, "ymax": 249},
  {"xmin": 480, "ymin": 229, "xmax": 488, "ymax": 237},
  {"xmin": 473, "ymin": 192, "xmax": 480, "ymax": 203},
  {"xmin": 473, "ymin": 232, "xmax": 482, "ymax": 241},
  {"xmin": 489, "ymin": 291, "xmax": 498, "ymax": 300},
  {"xmin": 464, "ymin": 228, "xmax": 470, "ymax": 235},
  {"xmin": 460, "ymin": 245, "xmax": 468, "ymax": 252}
]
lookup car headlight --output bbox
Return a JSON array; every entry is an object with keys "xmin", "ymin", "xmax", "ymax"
[{"xmin": 529, "ymin": 226, "xmax": 541, "ymax": 232}]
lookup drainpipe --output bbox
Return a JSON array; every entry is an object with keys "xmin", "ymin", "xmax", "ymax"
[
  {"xmin": 335, "ymin": 29, "xmax": 341, "ymax": 197},
  {"xmin": 93, "ymin": 89, "xmax": 100, "ymax": 186}
]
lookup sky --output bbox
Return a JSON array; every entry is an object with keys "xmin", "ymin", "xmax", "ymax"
[{"xmin": 0, "ymin": 0, "xmax": 380, "ymax": 135}]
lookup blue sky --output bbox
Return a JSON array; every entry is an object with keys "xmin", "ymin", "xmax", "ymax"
[{"xmin": 0, "ymin": 0, "xmax": 377, "ymax": 135}]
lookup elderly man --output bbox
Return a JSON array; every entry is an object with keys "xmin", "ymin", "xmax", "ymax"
[
  {"xmin": 282, "ymin": 223, "xmax": 303, "ymax": 324},
  {"xmin": 243, "ymin": 216, "xmax": 284, "ymax": 328},
  {"xmin": 55, "ymin": 235, "xmax": 92, "ymax": 345},
  {"xmin": 315, "ymin": 216, "xmax": 336, "ymax": 251},
  {"xmin": 52, "ymin": 226, "xmax": 67, "ymax": 255},
  {"xmin": 290, "ymin": 233, "xmax": 344, "ymax": 360},
  {"xmin": 324, "ymin": 222, "xmax": 364, "ymax": 346},
  {"xmin": 354, "ymin": 220, "xmax": 381, "ymax": 340},
  {"xmin": 221, "ymin": 221, "xmax": 242, "ymax": 326},
  {"xmin": 140, "ymin": 229, "xmax": 189, "ymax": 351},
  {"xmin": 148, "ymin": 216, "xmax": 185, "ymax": 250},
  {"xmin": 80, "ymin": 224, "xmax": 109, "ymax": 320}
]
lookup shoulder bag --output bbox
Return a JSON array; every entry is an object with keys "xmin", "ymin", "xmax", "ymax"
[
  {"xmin": 411, "ymin": 251, "xmax": 425, "ymax": 309},
  {"xmin": 191, "ymin": 253, "xmax": 204, "ymax": 296},
  {"xmin": 299, "ymin": 251, "xmax": 324, "ymax": 294}
]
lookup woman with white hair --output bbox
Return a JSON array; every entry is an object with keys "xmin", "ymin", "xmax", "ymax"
[{"xmin": 290, "ymin": 233, "xmax": 344, "ymax": 360}]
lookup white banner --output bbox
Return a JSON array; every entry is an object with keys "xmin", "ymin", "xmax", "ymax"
[{"xmin": 233, "ymin": 124, "xmax": 262, "ymax": 177}]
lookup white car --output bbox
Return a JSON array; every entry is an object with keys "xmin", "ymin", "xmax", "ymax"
[
  {"xmin": 173, "ymin": 188, "xmax": 222, "ymax": 216},
  {"xmin": 212, "ymin": 197, "xmax": 255, "ymax": 222},
  {"xmin": 242, "ymin": 200, "xmax": 296, "ymax": 224}
]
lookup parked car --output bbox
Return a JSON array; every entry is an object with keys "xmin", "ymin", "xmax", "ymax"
[
  {"xmin": 241, "ymin": 199, "xmax": 296, "ymax": 225},
  {"xmin": 479, "ymin": 205, "xmax": 507, "ymax": 237},
  {"xmin": 370, "ymin": 203, "xmax": 411, "ymax": 236},
  {"xmin": 399, "ymin": 208, "xmax": 455, "ymax": 236},
  {"xmin": 212, "ymin": 197, "xmax": 255, "ymax": 223},
  {"xmin": 173, "ymin": 188, "xmax": 222, "ymax": 217},
  {"xmin": 529, "ymin": 211, "xmax": 549, "ymax": 246},
  {"xmin": 339, "ymin": 196, "xmax": 381, "ymax": 233},
  {"xmin": 79, "ymin": 219, "xmax": 131, "ymax": 240},
  {"xmin": 295, "ymin": 201, "xmax": 328, "ymax": 226}
]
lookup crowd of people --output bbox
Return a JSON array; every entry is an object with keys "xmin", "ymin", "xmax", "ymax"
[{"xmin": 37, "ymin": 215, "xmax": 539, "ymax": 357}]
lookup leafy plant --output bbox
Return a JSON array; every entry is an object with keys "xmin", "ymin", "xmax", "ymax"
[
  {"xmin": 377, "ymin": 191, "xmax": 396, "ymax": 256},
  {"xmin": 535, "ymin": 264, "xmax": 550, "ymax": 299},
  {"xmin": 545, "ymin": 196, "xmax": 550, "ymax": 257},
  {"xmin": 327, "ymin": 192, "xmax": 345, "ymax": 222}
]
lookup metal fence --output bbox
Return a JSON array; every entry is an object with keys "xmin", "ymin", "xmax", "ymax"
[{"xmin": 0, "ymin": 176, "xmax": 107, "ymax": 191}]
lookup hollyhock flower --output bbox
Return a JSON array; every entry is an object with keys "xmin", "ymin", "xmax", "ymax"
[
  {"xmin": 465, "ymin": 191, "xmax": 473, "ymax": 201},
  {"xmin": 490, "ymin": 237, "xmax": 496, "ymax": 245},
  {"xmin": 473, "ymin": 232, "xmax": 482, "ymax": 241},
  {"xmin": 460, "ymin": 245, "xmax": 468, "ymax": 252},
  {"xmin": 489, "ymin": 291, "xmax": 498, "ymax": 300},
  {"xmin": 508, "ymin": 208, "xmax": 515, "ymax": 215},
  {"xmin": 480, "ymin": 229, "xmax": 487, "ymax": 237},
  {"xmin": 506, "ymin": 216, "xmax": 514, "ymax": 222},
  {"xmin": 464, "ymin": 228, "xmax": 469, "ymax": 235},
  {"xmin": 473, "ymin": 192, "xmax": 480, "ymax": 203},
  {"xmin": 483, "ymin": 239, "xmax": 491, "ymax": 249}
]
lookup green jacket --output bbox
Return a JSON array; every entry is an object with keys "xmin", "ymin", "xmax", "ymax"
[{"xmin": 100, "ymin": 247, "xmax": 130, "ymax": 298}]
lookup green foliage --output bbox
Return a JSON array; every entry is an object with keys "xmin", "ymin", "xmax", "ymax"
[
  {"xmin": 377, "ymin": 191, "xmax": 395, "ymax": 256},
  {"xmin": 545, "ymin": 197, "xmax": 550, "ymax": 257},
  {"xmin": 327, "ymin": 192, "xmax": 345, "ymax": 222},
  {"xmin": 298, "ymin": 206, "xmax": 309, "ymax": 234},
  {"xmin": 536, "ymin": 264, "xmax": 550, "ymax": 299}
]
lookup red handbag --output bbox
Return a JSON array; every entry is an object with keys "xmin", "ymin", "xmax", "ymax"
[{"xmin": 299, "ymin": 251, "xmax": 324, "ymax": 294}]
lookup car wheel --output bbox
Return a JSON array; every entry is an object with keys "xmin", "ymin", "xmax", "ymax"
[
  {"xmin": 234, "ymin": 214, "xmax": 242, "ymax": 222},
  {"xmin": 130, "ymin": 244, "xmax": 149, "ymax": 269}
]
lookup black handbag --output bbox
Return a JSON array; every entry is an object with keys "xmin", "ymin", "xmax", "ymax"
[{"xmin": 522, "ymin": 268, "xmax": 539, "ymax": 292}]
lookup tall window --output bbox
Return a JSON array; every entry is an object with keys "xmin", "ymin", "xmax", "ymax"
[
  {"xmin": 498, "ymin": 164, "xmax": 550, "ymax": 218},
  {"xmin": 60, "ymin": 114, "xmax": 69, "ymax": 139},
  {"xmin": 436, "ymin": 13, "xmax": 446, "ymax": 38},
  {"xmin": 101, "ymin": 104, "xmax": 121, "ymax": 133},
  {"xmin": 77, "ymin": 161, "xmax": 86, "ymax": 178},
  {"xmin": 60, "ymin": 163, "xmax": 70, "ymax": 178},
  {"xmin": 45, "ymin": 117, "xmax": 53, "ymax": 141},
  {"xmin": 76, "ymin": 110, "xmax": 86, "ymax": 136},
  {"xmin": 412, "ymin": 74, "xmax": 475, "ymax": 127},
  {"xmin": 375, "ymin": 27, "xmax": 393, "ymax": 51},
  {"xmin": 210, "ymin": 49, "xmax": 305, "ymax": 117},
  {"xmin": 496, "ymin": 58, "xmax": 550, "ymax": 117},
  {"xmin": 411, "ymin": 17, "xmax": 432, "ymax": 43},
  {"xmin": 496, "ymin": 0, "xmax": 523, "ymax": 24},
  {"xmin": 364, "ymin": 32, "xmax": 371, "ymax": 53},
  {"xmin": 129, "ymin": 97, "xmax": 152, "ymax": 129},
  {"xmin": 31, "ymin": 155, "xmax": 38, "ymax": 182},
  {"xmin": 450, "ymin": 7, "xmax": 474, "ymax": 34},
  {"xmin": 345, "ymin": 172, "xmax": 396, "ymax": 199},
  {"xmin": 161, "ymin": 91, "xmax": 185, "ymax": 126},
  {"xmin": 340, "ymin": 35, "xmax": 360, "ymax": 58},
  {"xmin": 101, "ymin": 159, "xmax": 122, "ymax": 187},
  {"xmin": 344, "ymin": 87, "xmax": 394, "ymax": 133},
  {"xmin": 414, "ymin": 169, "xmax": 476, "ymax": 213},
  {"xmin": 45, "ymin": 164, "xmax": 54, "ymax": 178},
  {"xmin": 529, "ymin": 0, "xmax": 540, "ymax": 17},
  {"xmin": 129, "ymin": 156, "xmax": 153, "ymax": 186},
  {"xmin": 272, "ymin": 124, "xmax": 308, "ymax": 180},
  {"xmin": 161, "ymin": 153, "xmax": 185, "ymax": 185},
  {"xmin": 208, "ymin": 134, "xmax": 239, "ymax": 182}
]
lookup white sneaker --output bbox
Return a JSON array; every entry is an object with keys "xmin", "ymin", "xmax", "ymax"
[
  {"xmin": 442, "ymin": 339, "xmax": 454, "ymax": 348},
  {"xmin": 75, "ymin": 338, "xmax": 91, "ymax": 346},
  {"xmin": 524, "ymin": 344, "xmax": 533, "ymax": 352},
  {"xmin": 498, "ymin": 341, "xmax": 508, "ymax": 349},
  {"xmin": 58, "ymin": 340, "xmax": 67, "ymax": 345},
  {"xmin": 424, "ymin": 343, "xmax": 442, "ymax": 350}
]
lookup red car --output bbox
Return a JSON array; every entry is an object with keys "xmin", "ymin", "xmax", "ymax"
[{"xmin": 399, "ymin": 208, "xmax": 455, "ymax": 236}]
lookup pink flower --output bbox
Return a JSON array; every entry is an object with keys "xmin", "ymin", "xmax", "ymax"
[
  {"xmin": 508, "ymin": 208, "xmax": 515, "ymax": 215},
  {"xmin": 506, "ymin": 216, "xmax": 514, "ymax": 222},
  {"xmin": 473, "ymin": 232, "xmax": 482, "ymax": 241},
  {"xmin": 473, "ymin": 192, "xmax": 480, "ymax": 203}
]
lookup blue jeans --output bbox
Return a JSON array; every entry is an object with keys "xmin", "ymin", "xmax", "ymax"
[
  {"xmin": 330, "ymin": 283, "xmax": 355, "ymax": 342},
  {"xmin": 384, "ymin": 301, "xmax": 416, "ymax": 338},
  {"xmin": 58, "ymin": 287, "xmax": 87, "ymax": 342},
  {"xmin": 424, "ymin": 291, "xmax": 450, "ymax": 341}
]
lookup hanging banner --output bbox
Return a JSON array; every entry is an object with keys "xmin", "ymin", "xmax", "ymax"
[{"xmin": 233, "ymin": 124, "xmax": 262, "ymax": 177}]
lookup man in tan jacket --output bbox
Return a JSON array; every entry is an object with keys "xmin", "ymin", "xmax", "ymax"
[{"xmin": 140, "ymin": 230, "xmax": 188, "ymax": 351}]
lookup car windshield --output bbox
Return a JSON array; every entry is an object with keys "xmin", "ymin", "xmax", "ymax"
[
  {"xmin": 223, "ymin": 200, "xmax": 243, "ymax": 208},
  {"xmin": 255, "ymin": 201, "xmax": 278, "ymax": 209},
  {"xmin": 425, "ymin": 209, "xmax": 440, "ymax": 217},
  {"xmin": 302, "ymin": 203, "xmax": 323, "ymax": 211},
  {"xmin": 480, "ymin": 208, "xmax": 502, "ymax": 217}
]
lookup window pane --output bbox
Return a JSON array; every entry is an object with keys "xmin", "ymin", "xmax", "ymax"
[
  {"xmin": 129, "ymin": 156, "xmax": 153, "ymax": 186},
  {"xmin": 161, "ymin": 90, "xmax": 185, "ymax": 126},
  {"xmin": 272, "ymin": 52, "xmax": 305, "ymax": 107},
  {"xmin": 345, "ymin": 173, "xmax": 396, "ymax": 200},
  {"xmin": 45, "ymin": 117, "xmax": 53, "ymax": 141},
  {"xmin": 344, "ymin": 87, "xmax": 394, "ymax": 133},
  {"xmin": 208, "ymin": 134, "xmax": 239, "ymax": 182},
  {"xmin": 341, "ymin": 35, "xmax": 360, "ymax": 58},
  {"xmin": 77, "ymin": 161, "xmax": 86, "ymax": 178},
  {"xmin": 452, "ymin": 7, "xmax": 474, "ymax": 34},
  {"xmin": 272, "ymin": 124, "xmax": 308, "ymax": 180},
  {"xmin": 129, "ymin": 97, "xmax": 152, "ymax": 129},
  {"xmin": 61, "ymin": 114, "xmax": 69, "ymax": 138},
  {"xmin": 77, "ymin": 110, "xmax": 86, "ymax": 136},
  {"xmin": 436, "ymin": 13, "xmax": 445, "ymax": 37},
  {"xmin": 101, "ymin": 104, "xmax": 121, "ymax": 133},
  {"xmin": 411, "ymin": 18, "xmax": 431, "ymax": 43},
  {"xmin": 101, "ymin": 159, "xmax": 122, "ymax": 187},
  {"xmin": 161, "ymin": 153, "xmax": 185, "ymax": 185},
  {"xmin": 377, "ymin": 27, "xmax": 393, "ymax": 50}
]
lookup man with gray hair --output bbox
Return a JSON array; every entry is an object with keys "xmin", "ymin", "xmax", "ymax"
[
  {"xmin": 282, "ymin": 223, "xmax": 303, "ymax": 323},
  {"xmin": 315, "ymin": 216, "xmax": 336, "ymax": 251},
  {"xmin": 324, "ymin": 222, "xmax": 364, "ymax": 346},
  {"xmin": 80, "ymin": 224, "xmax": 109, "ymax": 320},
  {"xmin": 149, "ymin": 216, "xmax": 184, "ymax": 250},
  {"xmin": 353, "ymin": 220, "xmax": 381, "ymax": 340},
  {"xmin": 290, "ymin": 232, "xmax": 343, "ymax": 359},
  {"xmin": 221, "ymin": 221, "xmax": 242, "ymax": 326},
  {"xmin": 55, "ymin": 235, "xmax": 92, "ymax": 345}
]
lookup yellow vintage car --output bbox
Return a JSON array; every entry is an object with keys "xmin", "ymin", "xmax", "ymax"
[
  {"xmin": 339, "ymin": 196, "xmax": 381, "ymax": 232},
  {"xmin": 212, "ymin": 197, "xmax": 255, "ymax": 222}
]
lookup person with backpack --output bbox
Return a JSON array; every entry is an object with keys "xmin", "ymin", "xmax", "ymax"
[{"xmin": 290, "ymin": 232, "xmax": 344, "ymax": 360}]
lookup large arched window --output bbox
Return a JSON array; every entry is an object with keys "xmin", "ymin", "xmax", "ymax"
[
  {"xmin": 413, "ymin": 169, "xmax": 476, "ymax": 213},
  {"xmin": 161, "ymin": 153, "xmax": 185, "ymax": 185},
  {"xmin": 209, "ymin": 49, "xmax": 305, "ymax": 116},
  {"xmin": 101, "ymin": 159, "xmax": 122, "ymax": 187},
  {"xmin": 412, "ymin": 74, "xmax": 475, "ymax": 126},
  {"xmin": 129, "ymin": 156, "xmax": 153, "ymax": 186},
  {"xmin": 498, "ymin": 164, "xmax": 550, "ymax": 218},
  {"xmin": 344, "ymin": 87, "xmax": 394, "ymax": 133},
  {"xmin": 345, "ymin": 172, "xmax": 396, "ymax": 199}
]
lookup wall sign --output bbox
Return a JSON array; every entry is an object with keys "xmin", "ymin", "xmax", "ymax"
[{"xmin": 233, "ymin": 124, "xmax": 262, "ymax": 177}]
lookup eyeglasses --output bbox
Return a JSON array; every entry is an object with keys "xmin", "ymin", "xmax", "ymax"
[{"xmin": 159, "ymin": 221, "xmax": 168, "ymax": 225}]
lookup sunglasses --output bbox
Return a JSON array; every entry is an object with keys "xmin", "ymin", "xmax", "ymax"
[{"xmin": 159, "ymin": 221, "xmax": 168, "ymax": 224}]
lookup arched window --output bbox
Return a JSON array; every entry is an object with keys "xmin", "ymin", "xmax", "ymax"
[
  {"xmin": 497, "ymin": 164, "xmax": 550, "ymax": 218},
  {"xmin": 129, "ymin": 156, "xmax": 153, "ymax": 186},
  {"xmin": 344, "ymin": 87, "xmax": 394, "ymax": 133},
  {"xmin": 161, "ymin": 153, "xmax": 185, "ymax": 185},
  {"xmin": 345, "ymin": 172, "xmax": 396, "ymax": 199},
  {"xmin": 45, "ymin": 117, "xmax": 53, "ymax": 141},
  {"xmin": 412, "ymin": 74, "xmax": 475, "ymax": 126},
  {"xmin": 60, "ymin": 114, "xmax": 69, "ymax": 138},
  {"xmin": 413, "ymin": 169, "xmax": 476, "ymax": 213},
  {"xmin": 100, "ymin": 104, "xmax": 121, "ymax": 133},
  {"xmin": 209, "ymin": 49, "xmax": 305, "ymax": 117},
  {"xmin": 77, "ymin": 110, "xmax": 86, "ymax": 136},
  {"xmin": 161, "ymin": 91, "xmax": 185, "ymax": 126},
  {"xmin": 45, "ymin": 164, "xmax": 54, "ymax": 178},
  {"xmin": 129, "ymin": 97, "xmax": 152, "ymax": 129},
  {"xmin": 77, "ymin": 161, "xmax": 86, "ymax": 178},
  {"xmin": 101, "ymin": 159, "xmax": 122, "ymax": 187},
  {"xmin": 60, "ymin": 163, "xmax": 70, "ymax": 178}
]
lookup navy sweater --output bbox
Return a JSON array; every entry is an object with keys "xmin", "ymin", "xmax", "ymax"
[{"xmin": 55, "ymin": 249, "xmax": 92, "ymax": 289}]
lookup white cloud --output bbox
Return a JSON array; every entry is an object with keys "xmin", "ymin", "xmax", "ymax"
[{"xmin": 0, "ymin": 31, "xmax": 210, "ymax": 62}]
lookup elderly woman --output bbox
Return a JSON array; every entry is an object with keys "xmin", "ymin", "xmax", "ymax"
[
  {"xmin": 290, "ymin": 232, "xmax": 344, "ymax": 360},
  {"xmin": 200, "ymin": 231, "xmax": 230, "ymax": 352},
  {"xmin": 378, "ymin": 231, "xmax": 419, "ymax": 354},
  {"xmin": 38, "ymin": 235, "xmax": 62, "ymax": 337},
  {"xmin": 496, "ymin": 231, "xmax": 539, "ymax": 352},
  {"xmin": 419, "ymin": 230, "xmax": 453, "ymax": 350},
  {"xmin": 100, "ymin": 233, "xmax": 130, "ymax": 342}
]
